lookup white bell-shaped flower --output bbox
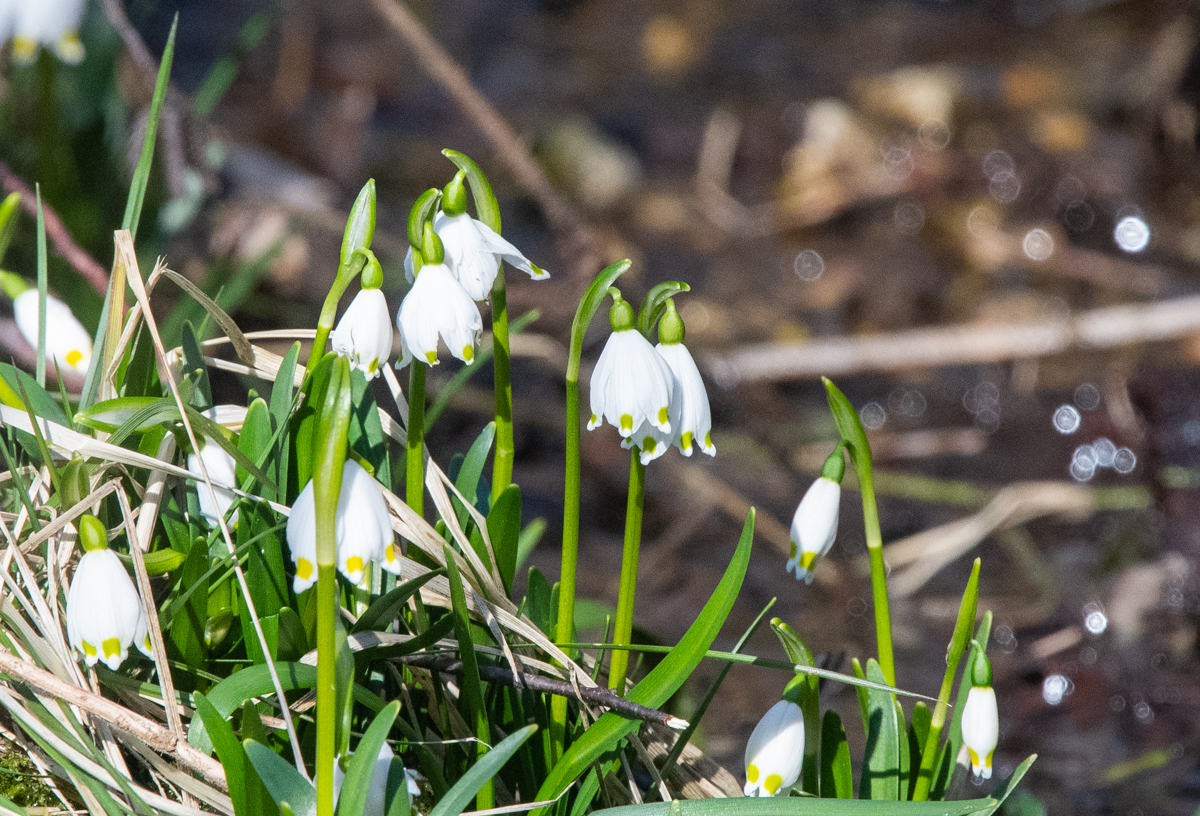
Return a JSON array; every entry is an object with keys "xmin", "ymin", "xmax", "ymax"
[
  {"xmin": 744, "ymin": 700, "xmax": 805, "ymax": 797},
  {"xmin": 433, "ymin": 210, "xmax": 548, "ymax": 300},
  {"xmin": 332, "ymin": 288, "xmax": 393, "ymax": 379},
  {"xmin": 620, "ymin": 371, "xmax": 679, "ymax": 465},
  {"xmin": 12, "ymin": 0, "xmax": 85, "ymax": 64},
  {"xmin": 396, "ymin": 262, "xmax": 481, "ymax": 366},
  {"xmin": 961, "ymin": 651, "xmax": 998, "ymax": 780},
  {"xmin": 588, "ymin": 296, "xmax": 674, "ymax": 443},
  {"xmin": 66, "ymin": 517, "xmax": 153, "ymax": 671},
  {"xmin": 13, "ymin": 289, "xmax": 93, "ymax": 374},
  {"xmin": 188, "ymin": 439, "xmax": 239, "ymax": 528},
  {"xmin": 287, "ymin": 459, "xmax": 399, "ymax": 593},
  {"xmin": 787, "ymin": 450, "xmax": 844, "ymax": 584},
  {"xmin": 333, "ymin": 741, "xmax": 411, "ymax": 816},
  {"xmin": 655, "ymin": 300, "xmax": 714, "ymax": 457}
]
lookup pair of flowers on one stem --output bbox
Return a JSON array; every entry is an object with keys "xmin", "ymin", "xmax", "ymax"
[
  {"xmin": 331, "ymin": 178, "xmax": 547, "ymax": 379},
  {"xmin": 741, "ymin": 651, "xmax": 1000, "ymax": 798},
  {"xmin": 0, "ymin": 0, "xmax": 86, "ymax": 65},
  {"xmin": 587, "ymin": 294, "xmax": 715, "ymax": 464}
]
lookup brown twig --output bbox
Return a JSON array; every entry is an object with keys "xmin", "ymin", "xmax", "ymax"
[
  {"xmin": 368, "ymin": 0, "xmax": 604, "ymax": 279},
  {"xmin": 0, "ymin": 162, "xmax": 109, "ymax": 295},
  {"xmin": 0, "ymin": 649, "xmax": 228, "ymax": 792},
  {"xmin": 397, "ymin": 653, "xmax": 687, "ymax": 730}
]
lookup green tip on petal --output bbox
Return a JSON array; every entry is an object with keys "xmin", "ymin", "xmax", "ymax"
[
  {"xmin": 462, "ymin": 344, "xmax": 475, "ymax": 363},
  {"xmin": 642, "ymin": 437, "xmax": 656, "ymax": 452},
  {"xmin": 359, "ymin": 249, "xmax": 384, "ymax": 289},
  {"xmin": 421, "ymin": 222, "xmax": 445, "ymax": 266},
  {"xmin": 78, "ymin": 514, "xmax": 108, "ymax": 552},
  {"xmin": 620, "ymin": 413, "xmax": 633, "ymax": 431},
  {"xmin": 799, "ymin": 551, "xmax": 817, "ymax": 570},
  {"xmin": 425, "ymin": 350, "xmax": 438, "ymax": 365},
  {"xmin": 821, "ymin": 447, "xmax": 846, "ymax": 482},
  {"xmin": 680, "ymin": 431, "xmax": 693, "ymax": 451},
  {"xmin": 970, "ymin": 648, "xmax": 993, "ymax": 687}
]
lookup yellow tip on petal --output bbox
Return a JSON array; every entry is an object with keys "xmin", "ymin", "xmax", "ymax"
[
  {"xmin": 102, "ymin": 638, "xmax": 122, "ymax": 659},
  {"xmin": 705, "ymin": 431, "xmax": 713, "ymax": 448},
  {"xmin": 462, "ymin": 345, "xmax": 474, "ymax": 362},
  {"xmin": 746, "ymin": 764, "xmax": 759, "ymax": 783},
  {"xmin": 764, "ymin": 774, "xmax": 783, "ymax": 795},
  {"xmin": 799, "ymin": 551, "xmax": 817, "ymax": 570},
  {"xmin": 81, "ymin": 640, "xmax": 96, "ymax": 657},
  {"xmin": 425, "ymin": 351, "xmax": 438, "ymax": 364},
  {"xmin": 12, "ymin": 38, "xmax": 37, "ymax": 63},
  {"xmin": 385, "ymin": 543, "xmax": 397, "ymax": 563},
  {"xmin": 296, "ymin": 558, "xmax": 313, "ymax": 580},
  {"xmin": 56, "ymin": 34, "xmax": 85, "ymax": 64},
  {"xmin": 346, "ymin": 556, "xmax": 364, "ymax": 576},
  {"xmin": 968, "ymin": 747, "xmax": 980, "ymax": 767},
  {"xmin": 657, "ymin": 406, "xmax": 669, "ymax": 424},
  {"xmin": 680, "ymin": 431, "xmax": 693, "ymax": 451},
  {"xmin": 642, "ymin": 437, "xmax": 656, "ymax": 453},
  {"xmin": 368, "ymin": 358, "xmax": 379, "ymax": 374},
  {"xmin": 66, "ymin": 349, "xmax": 84, "ymax": 367},
  {"xmin": 789, "ymin": 541, "xmax": 798, "ymax": 559},
  {"xmin": 620, "ymin": 414, "xmax": 633, "ymax": 431}
]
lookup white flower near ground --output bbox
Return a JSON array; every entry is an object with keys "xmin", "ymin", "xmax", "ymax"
[
  {"xmin": 333, "ymin": 741, "xmax": 414, "ymax": 816},
  {"xmin": 332, "ymin": 288, "xmax": 393, "ymax": 379},
  {"xmin": 11, "ymin": 0, "xmax": 86, "ymax": 64},
  {"xmin": 588, "ymin": 329, "xmax": 675, "ymax": 442},
  {"xmin": 188, "ymin": 440, "xmax": 239, "ymax": 528},
  {"xmin": 744, "ymin": 700, "xmax": 805, "ymax": 797},
  {"xmin": 66, "ymin": 548, "xmax": 152, "ymax": 671},
  {"xmin": 962, "ymin": 685, "xmax": 999, "ymax": 780},
  {"xmin": 395, "ymin": 263, "xmax": 482, "ymax": 366},
  {"xmin": 286, "ymin": 460, "xmax": 399, "ymax": 593},
  {"xmin": 12, "ymin": 289, "xmax": 93, "ymax": 374},
  {"xmin": 787, "ymin": 476, "xmax": 841, "ymax": 584}
]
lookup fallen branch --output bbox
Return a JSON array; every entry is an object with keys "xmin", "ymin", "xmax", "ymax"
[
  {"xmin": 396, "ymin": 653, "xmax": 687, "ymax": 730},
  {"xmin": 0, "ymin": 161, "xmax": 109, "ymax": 295},
  {"xmin": 707, "ymin": 294, "xmax": 1200, "ymax": 384},
  {"xmin": 0, "ymin": 649, "xmax": 227, "ymax": 792},
  {"xmin": 368, "ymin": 0, "xmax": 604, "ymax": 278}
]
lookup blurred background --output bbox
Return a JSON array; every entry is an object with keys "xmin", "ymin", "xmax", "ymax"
[{"xmin": 5, "ymin": 0, "xmax": 1200, "ymax": 813}]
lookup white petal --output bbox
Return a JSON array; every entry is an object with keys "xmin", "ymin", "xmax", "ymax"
[
  {"xmin": 656, "ymin": 343, "xmax": 714, "ymax": 456},
  {"xmin": 15, "ymin": 0, "xmax": 84, "ymax": 45},
  {"xmin": 743, "ymin": 700, "xmax": 805, "ymax": 797},
  {"xmin": 436, "ymin": 213, "xmax": 499, "ymax": 301},
  {"xmin": 333, "ymin": 742, "xmax": 399, "ymax": 816},
  {"xmin": 286, "ymin": 482, "xmax": 318, "ymax": 594},
  {"xmin": 396, "ymin": 264, "xmax": 481, "ymax": 366},
  {"xmin": 788, "ymin": 477, "xmax": 840, "ymax": 582},
  {"xmin": 189, "ymin": 442, "xmax": 239, "ymax": 528},
  {"xmin": 588, "ymin": 330, "xmax": 674, "ymax": 439},
  {"xmin": 335, "ymin": 460, "xmax": 394, "ymax": 583},
  {"xmin": 66, "ymin": 549, "xmax": 145, "ymax": 671},
  {"xmin": 13, "ymin": 290, "xmax": 93, "ymax": 374},
  {"xmin": 331, "ymin": 289, "xmax": 393, "ymax": 379},
  {"xmin": 962, "ymin": 686, "xmax": 999, "ymax": 779}
]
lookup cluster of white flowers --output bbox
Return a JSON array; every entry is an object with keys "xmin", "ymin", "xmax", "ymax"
[
  {"xmin": 65, "ymin": 514, "xmax": 153, "ymax": 672},
  {"xmin": 12, "ymin": 289, "xmax": 93, "ymax": 375},
  {"xmin": 588, "ymin": 296, "xmax": 715, "ymax": 465},
  {"xmin": 1, "ymin": 0, "xmax": 87, "ymax": 65}
]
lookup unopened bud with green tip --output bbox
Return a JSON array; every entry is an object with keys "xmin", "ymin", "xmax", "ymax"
[
  {"xmin": 78, "ymin": 514, "xmax": 108, "ymax": 552},
  {"xmin": 442, "ymin": 171, "xmax": 468, "ymax": 217},
  {"xmin": 788, "ymin": 446, "xmax": 845, "ymax": 584},
  {"xmin": 609, "ymin": 292, "xmax": 636, "ymax": 332},
  {"xmin": 961, "ymin": 648, "xmax": 999, "ymax": 780}
]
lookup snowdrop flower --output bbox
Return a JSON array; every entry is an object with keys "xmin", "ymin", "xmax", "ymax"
[
  {"xmin": 403, "ymin": 173, "xmax": 549, "ymax": 301},
  {"xmin": 332, "ymin": 287, "xmax": 393, "ymax": 379},
  {"xmin": 744, "ymin": 700, "xmax": 805, "ymax": 797},
  {"xmin": 961, "ymin": 651, "xmax": 999, "ymax": 780},
  {"xmin": 11, "ymin": 0, "xmax": 86, "ymax": 65},
  {"xmin": 12, "ymin": 289, "xmax": 92, "ymax": 374},
  {"xmin": 787, "ymin": 449, "xmax": 844, "ymax": 584},
  {"xmin": 588, "ymin": 294, "xmax": 674, "ymax": 450},
  {"xmin": 66, "ymin": 515, "xmax": 153, "ymax": 671},
  {"xmin": 396, "ymin": 262, "xmax": 481, "ymax": 366},
  {"xmin": 653, "ymin": 299, "xmax": 714, "ymax": 457},
  {"xmin": 334, "ymin": 742, "xmax": 413, "ymax": 816},
  {"xmin": 188, "ymin": 437, "xmax": 239, "ymax": 528},
  {"xmin": 287, "ymin": 459, "xmax": 399, "ymax": 593}
]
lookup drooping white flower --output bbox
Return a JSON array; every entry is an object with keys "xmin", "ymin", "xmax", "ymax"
[
  {"xmin": 396, "ymin": 262, "xmax": 482, "ymax": 366},
  {"xmin": 12, "ymin": 0, "xmax": 86, "ymax": 65},
  {"xmin": 744, "ymin": 700, "xmax": 805, "ymax": 797},
  {"xmin": 620, "ymin": 370, "xmax": 679, "ymax": 465},
  {"xmin": 188, "ymin": 439, "xmax": 239, "ymax": 528},
  {"xmin": 588, "ymin": 297, "xmax": 674, "ymax": 446},
  {"xmin": 334, "ymin": 741, "xmax": 410, "ymax": 816},
  {"xmin": 12, "ymin": 289, "xmax": 93, "ymax": 374},
  {"xmin": 787, "ymin": 478, "xmax": 840, "ymax": 584},
  {"xmin": 430, "ymin": 211, "xmax": 548, "ymax": 300},
  {"xmin": 332, "ymin": 288, "xmax": 393, "ymax": 379},
  {"xmin": 654, "ymin": 299, "xmax": 714, "ymax": 457},
  {"xmin": 286, "ymin": 460, "xmax": 399, "ymax": 593},
  {"xmin": 66, "ymin": 519, "xmax": 153, "ymax": 671},
  {"xmin": 961, "ymin": 651, "xmax": 999, "ymax": 780}
]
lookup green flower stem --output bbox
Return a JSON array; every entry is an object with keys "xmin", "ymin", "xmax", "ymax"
[
  {"xmin": 407, "ymin": 362, "xmax": 427, "ymax": 515},
  {"xmin": 912, "ymin": 558, "xmax": 981, "ymax": 801},
  {"xmin": 490, "ymin": 268, "xmax": 514, "ymax": 503},
  {"xmin": 861, "ymin": 472, "xmax": 895, "ymax": 687},
  {"xmin": 312, "ymin": 357, "xmax": 352, "ymax": 816},
  {"xmin": 552, "ymin": 261, "xmax": 631, "ymax": 751},
  {"xmin": 608, "ymin": 450, "xmax": 646, "ymax": 693}
]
